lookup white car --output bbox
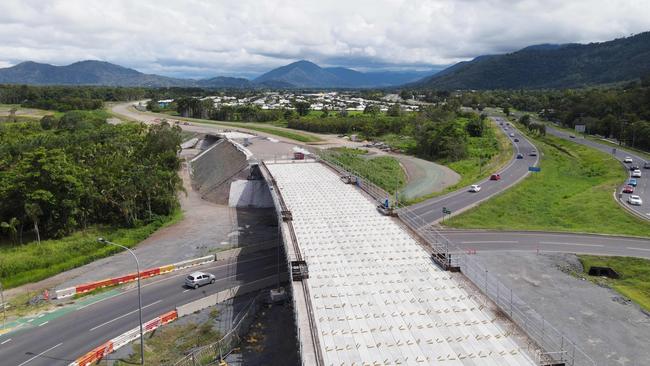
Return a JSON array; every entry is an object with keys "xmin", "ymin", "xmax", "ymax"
[
  {"xmin": 623, "ymin": 157, "xmax": 633, "ymax": 163},
  {"xmin": 509, "ymin": 133, "xmax": 515, "ymax": 137},
  {"xmin": 469, "ymin": 184, "xmax": 481, "ymax": 192},
  {"xmin": 631, "ymin": 169, "xmax": 642, "ymax": 178},
  {"xmin": 628, "ymin": 195, "xmax": 643, "ymax": 206}
]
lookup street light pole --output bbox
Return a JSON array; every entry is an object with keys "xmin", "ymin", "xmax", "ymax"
[
  {"xmin": 0, "ymin": 281, "xmax": 5, "ymax": 332},
  {"xmin": 97, "ymin": 237, "xmax": 144, "ymax": 365}
]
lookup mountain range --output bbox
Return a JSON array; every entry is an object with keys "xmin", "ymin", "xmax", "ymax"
[
  {"xmin": 414, "ymin": 31, "xmax": 650, "ymax": 89},
  {"xmin": 0, "ymin": 60, "xmax": 439, "ymax": 89}
]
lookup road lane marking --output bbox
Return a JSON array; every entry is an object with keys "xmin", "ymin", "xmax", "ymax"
[
  {"xmin": 38, "ymin": 321, "xmax": 48, "ymax": 327},
  {"xmin": 1, "ymin": 338, "xmax": 11, "ymax": 345},
  {"xmin": 461, "ymin": 241, "xmax": 518, "ymax": 244},
  {"xmin": 17, "ymin": 342, "xmax": 62, "ymax": 366},
  {"xmin": 76, "ymin": 252, "xmax": 277, "ymax": 311},
  {"xmin": 626, "ymin": 247, "xmax": 650, "ymax": 252},
  {"xmin": 183, "ymin": 289, "xmax": 190, "ymax": 293},
  {"xmin": 539, "ymin": 241, "xmax": 604, "ymax": 247},
  {"xmin": 89, "ymin": 299, "xmax": 163, "ymax": 332}
]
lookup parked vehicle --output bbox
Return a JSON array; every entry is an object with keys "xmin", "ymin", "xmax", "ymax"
[
  {"xmin": 623, "ymin": 157, "xmax": 633, "ymax": 163},
  {"xmin": 628, "ymin": 195, "xmax": 643, "ymax": 206},
  {"xmin": 628, "ymin": 179, "xmax": 638, "ymax": 187},
  {"xmin": 490, "ymin": 174, "xmax": 501, "ymax": 181},
  {"xmin": 185, "ymin": 271, "xmax": 216, "ymax": 289},
  {"xmin": 632, "ymin": 169, "xmax": 642, "ymax": 178},
  {"xmin": 469, "ymin": 184, "xmax": 481, "ymax": 192},
  {"xmin": 622, "ymin": 185, "xmax": 634, "ymax": 194}
]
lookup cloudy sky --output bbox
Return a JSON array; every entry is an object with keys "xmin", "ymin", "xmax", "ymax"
[{"xmin": 0, "ymin": 0, "xmax": 649, "ymax": 79}]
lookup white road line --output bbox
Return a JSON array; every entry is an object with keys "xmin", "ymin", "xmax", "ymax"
[
  {"xmin": 17, "ymin": 342, "xmax": 63, "ymax": 366},
  {"xmin": 183, "ymin": 289, "xmax": 190, "ymax": 293},
  {"xmin": 626, "ymin": 247, "xmax": 650, "ymax": 252},
  {"xmin": 38, "ymin": 321, "xmax": 48, "ymax": 327},
  {"xmin": 89, "ymin": 299, "xmax": 163, "ymax": 332},
  {"xmin": 1, "ymin": 338, "xmax": 11, "ymax": 345},
  {"xmin": 539, "ymin": 241, "xmax": 604, "ymax": 247},
  {"xmin": 461, "ymin": 241, "xmax": 519, "ymax": 244}
]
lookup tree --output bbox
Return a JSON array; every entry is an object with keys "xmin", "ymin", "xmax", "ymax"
[
  {"xmin": 387, "ymin": 103, "xmax": 402, "ymax": 117},
  {"xmin": 518, "ymin": 114, "xmax": 531, "ymax": 127},
  {"xmin": 503, "ymin": 106, "xmax": 511, "ymax": 116},
  {"xmin": 24, "ymin": 202, "xmax": 42, "ymax": 245},
  {"xmin": 293, "ymin": 101, "xmax": 311, "ymax": 116},
  {"xmin": 40, "ymin": 115, "xmax": 57, "ymax": 130},
  {"xmin": 364, "ymin": 105, "xmax": 381, "ymax": 115},
  {"xmin": 0, "ymin": 217, "xmax": 19, "ymax": 245},
  {"xmin": 466, "ymin": 117, "xmax": 485, "ymax": 137}
]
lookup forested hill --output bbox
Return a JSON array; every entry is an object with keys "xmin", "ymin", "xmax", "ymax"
[{"xmin": 414, "ymin": 31, "xmax": 650, "ymax": 90}]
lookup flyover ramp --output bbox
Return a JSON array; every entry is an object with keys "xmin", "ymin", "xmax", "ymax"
[{"xmin": 265, "ymin": 160, "xmax": 536, "ymax": 365}]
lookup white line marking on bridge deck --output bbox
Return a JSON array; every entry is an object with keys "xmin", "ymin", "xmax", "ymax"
[
  {"xmin": 17, "ymin": 342, "xmax": 62, "ymax": 366},
  {"xmin": 626, "ymin": 247, "xmax": 650, "ymax": 252},
  {"xmin": 460, "ymin": 241, "xmax": 519, "ymax": 244},
  {"xmin": 89, "ymin": 299, "xmax": 163, "ymax": 332},
  {"xmin": 1, "ymin": 338, "xmax": 11, "ymax": 345},
  {"xmin": 539, "ymin": 241, "xmax": 604, "ymax": 247}
]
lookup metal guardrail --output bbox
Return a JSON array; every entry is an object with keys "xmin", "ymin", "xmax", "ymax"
[{"xmin": 173, "ymin": 294, "xmax": 262, "ymax": 366}]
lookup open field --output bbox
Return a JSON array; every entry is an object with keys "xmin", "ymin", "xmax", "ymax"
[
  {"xmin": 0, "ymin": 210, "xmax": 182, "ymax": 289},
  {"xmin": 447, "ymin": 128, "xmax": 650, "ymax": 236},
  {"xmin": 322, "ymin": 147, "xmax": 406, "ymax": 193},
  {"xmin": 579, "ymin": 255, "xmax": 650, "ymax": 311}
]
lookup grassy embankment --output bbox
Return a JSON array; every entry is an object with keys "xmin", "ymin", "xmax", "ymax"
[
  {"xmin": 579, "ymin": 255, "xmax": 650, "ymax": 311},
  {"xmin": 447, "ymin": 124, "xmax": 650, "ymax": 237},
  {"xmin": 397, "ymin": 119, "xmax": 513, "ymax": 205},
  {"xmin": 0, "ymin": 210, "xmax": 182, "ymax": 289},
  {"xmin": 321, "ymin": 147, "xmax": 406, "ymax": 194}
]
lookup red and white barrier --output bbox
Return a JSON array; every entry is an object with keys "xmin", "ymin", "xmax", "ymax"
[
  {"xmin": 55, "ymin": 254, "xmax": 215, "ymax": 299},
  {"xmin": 70, "ymin": 310, "xmax": 178, "ymax": 366}
]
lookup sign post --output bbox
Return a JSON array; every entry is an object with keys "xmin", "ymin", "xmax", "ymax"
[
  {"xmin": 528, "ymin": 166, "xmax": 541, "ymax": 172},
  {"xmin": 442, "ymin": 207, "xmax": 452, "ymax": 222}
]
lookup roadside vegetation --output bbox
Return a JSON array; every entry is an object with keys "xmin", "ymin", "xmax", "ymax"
[
  {"xmin": 447, "ymin": 124, "xmax": 650, "ymax": 237},
  {"xmin": 115, "ymin": 309, "xmax": 222, "ymax": 365},
  {"xmin": 579, "ymin": 255, "xmax": 650, "ymax": 312},
  {"xmin": 0, "ymin": 112, "xmax": 184, "ymax": 288},
  {"xmin": 321, "ymin": 148, "xmax": 406, "ymax": 194}
]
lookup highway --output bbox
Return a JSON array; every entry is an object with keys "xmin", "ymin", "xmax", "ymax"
[
  {"xmin": 0, "ymin": 250, "xmax": 283, "ymax": 366},
  {"xmin": 406, "ymin": 116, "xmax": 540, "ymax": 225},
  {"xmin": 546, "ymin": 126, "xmax": 650, "ymax": 220},
  {"xmin": 443, "ymin": 230, "xmax": 650, "ymax": 258}
]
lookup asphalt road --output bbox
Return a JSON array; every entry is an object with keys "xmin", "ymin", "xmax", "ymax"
[
  {"xmin": 546, "ymin": 126, "xmax": 650, "ymax": 220},
  {"xmin": 406, "ymin": 116, "xmax": 540, "ymax": 226},
  {"xmin": 0, "ymin": 250, "xmax": 284, "ymax": 366},
  {"xmin": 442, "ymin": 229, "xmax": 650, "ymax": 259}
]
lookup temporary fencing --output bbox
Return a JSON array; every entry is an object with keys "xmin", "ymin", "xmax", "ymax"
[{"xmin": 69, "ymin": 310, "xmax": 178, "ymax": 366}]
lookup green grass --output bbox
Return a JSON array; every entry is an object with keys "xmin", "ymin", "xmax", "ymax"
[
  {"xmin": 379, "ymin": 133, "xmax": 417, "ymax": 153},
  {"xmin": 322, "ymin": 148, "xmax": 406, "ymax": 194},
  {"xmin": 0, "ymin": 210, "xmax": 183, "ymax": 289},
  {"xmin": 447, "ymin": 129, "xmax": 650, "ymax": 236},
  {"xmin": 403, "ymin": 121, "xmax": 512, "ymax": 205},
  {"xmin": 153, "ymin": 111, "xmax": 323, "ymax": 143},
  {"xmin": 579, "ymin": 255, "xmax": 650, "ymax": 311}
]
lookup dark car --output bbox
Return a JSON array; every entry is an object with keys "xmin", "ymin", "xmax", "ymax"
[
  {"xmin": 622, "ymin": 185, "xmax": 634, "ymax": 194},
  {"xmin": 514, "ymin": 138, "xmax": 519, "ymax": 142},
  {"xmin": 630, "ymin": 165, "xmax": 640, "ymax": 171},
  {"xmin": 529, "ymin": 150, "xmax": 538, "ymax": 156},
  {"xmin": 569, "ymin": 135, "xmax": 576, "ymax": 138},
  {"xmin": 645, "ymin": 162, "xmax": 650, "ymax": 169},
  {"xmin": 516, "ymin": 153, "xmax": 524, "ymax": 159},
  {"xmin": 490, "ymin": 173, "xmax": 501, "ymax": 181}
]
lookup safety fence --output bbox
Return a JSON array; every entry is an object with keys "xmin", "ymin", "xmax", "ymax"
[
  {"xmin": 173, "ymin": 292, "xmax": 263, "ymax": 366},
  {"xmin": 70, "ymin": 310, "xmax": 178, "ymax": 366},
  {"xmin": 55, "ymin": 241, "xmax": 278, "ymax": 299},
  {"xmin": 264, "ymin": 148, "xmax": 595, "ymax": 366}
]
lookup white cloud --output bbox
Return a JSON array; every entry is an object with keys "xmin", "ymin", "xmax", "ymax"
[{"xmin": 0, "ymin": 0, "xmax": 648, "ymax": 78}]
